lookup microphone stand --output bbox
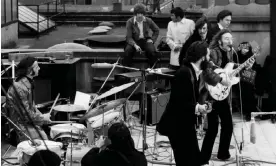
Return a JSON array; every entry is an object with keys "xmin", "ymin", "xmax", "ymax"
[
  {"xmin": 115, "ymin": 64, "xmax": 152, "ymax": 152},
  {"xmin": 114, "ymin": 58, "xmax": 160, "ymax": 152},
  {"xmin": 231, "ymin": 46, "xmax": 245, "ymax": 150},
  {"xmin": 87, "ymin": 57, "xmax": 121, "ymax": 112},
  {"xmin": 1, "ymin": 61, "xmax": 16, "ymax": 81}
]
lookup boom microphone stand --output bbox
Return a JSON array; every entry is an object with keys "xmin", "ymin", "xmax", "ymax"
[
  {"xmin": 114, "ymin": 64, "xmax": 152, "ymax": 152},
  {"xmin": 87, "ymin": 57, "xmax": 121, "ymax": 111}
]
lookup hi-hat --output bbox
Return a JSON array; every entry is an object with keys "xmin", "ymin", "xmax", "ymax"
[
  {"xmin": 80, "ymin": 98, "xmax": 126, "ymax": 121},
  {"xmin": 53, "ymin": 104, "xmax": 85, "ymax": 112},
  {"xmin": 96, "ymin": 82, "xmax": 135, "ymax": 100}
]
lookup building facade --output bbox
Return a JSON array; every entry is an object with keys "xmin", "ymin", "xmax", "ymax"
[{"xmin": 1, "ymin": 0, "xmax": 18, "ymax": 48}]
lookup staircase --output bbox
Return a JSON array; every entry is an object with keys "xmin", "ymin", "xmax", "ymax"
[{"xmin": 19, "ymin": 4, "xmax": 56, "ymax": 36}]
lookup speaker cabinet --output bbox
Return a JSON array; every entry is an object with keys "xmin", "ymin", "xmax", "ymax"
[{"xmin": 140, "ymin": 91, "xmax": 170, "ymax": 125}]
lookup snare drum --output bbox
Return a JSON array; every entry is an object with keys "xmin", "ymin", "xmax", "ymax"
[
  {"xmin": 65, "ymin": 143, "xmax": 93, "ymax": 166},
  {"xmin": 17, "ymin": 140, "xmax": 63, "ymax": 166},
  {"xmin": 50, "ymin": 123, "xmax": 87, "ymax": 141}
]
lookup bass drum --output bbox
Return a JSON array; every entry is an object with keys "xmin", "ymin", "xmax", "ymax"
[
  {"xmin": 17, "ymin": 140, "xmax": 63, "ymax": 166},
  {"xmin": 88, "ymin": 109, "xmax": 122, "ymax": 137},
  {"xmin": 50, "ymin": 123, "xmax": 87, "ymax": 141}
]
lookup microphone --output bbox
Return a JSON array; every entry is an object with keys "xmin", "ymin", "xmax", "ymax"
[{"xmin": 250, "ymin": 117, "xmax": 256, "ymax": 144}]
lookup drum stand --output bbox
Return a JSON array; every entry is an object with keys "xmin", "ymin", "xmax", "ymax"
[
  {"xmin": 114, "ymin": 64, "xmax": 153, "ymax": 152},
  {"xmin": 1, "ymin": 112, "xmax": 35, "ymax": 145}
]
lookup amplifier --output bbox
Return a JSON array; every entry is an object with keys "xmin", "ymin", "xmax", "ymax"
[{"xmin": 140, "ymin": 90, "xmax": 170, "ymax": 125}]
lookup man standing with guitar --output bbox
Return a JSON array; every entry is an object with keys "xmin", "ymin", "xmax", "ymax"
[
  {"xmin": 157, "ymin": 41, "xmax": 216, "ymax": 166},
  {"xmin": 200, "ymin": 29, "xmax": 255, "ymax": 166}
]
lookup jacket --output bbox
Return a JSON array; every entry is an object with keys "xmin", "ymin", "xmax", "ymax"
[{"xmin": 126, "ymin": 16, "xmax": 159, "ymax": 46}]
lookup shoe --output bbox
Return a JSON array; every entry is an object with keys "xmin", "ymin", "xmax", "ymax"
[
  {"xmin": 271, "ymin": 115, "xmax": 276, "ymax": 124},
  {"xmin": 201, "ymin": 161, "xmax": 209, "ymax": 166},
  {"xmin": 212, "ymin": 155, "xmax": 235, "ymax": 161},
  {"xmin": 245, "ymin": 114, "xmax": 251, "ymax": 122},
  {"xmin": 217, "ymin": 156, "xmax": 235, "ymax": 161}
]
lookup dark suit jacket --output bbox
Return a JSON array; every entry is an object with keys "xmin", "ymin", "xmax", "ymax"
[
  {"xmin": 126, "ymin": 16, "xmax": 159, "ymax": 46},
  {"xmin": 157, "ymin": 62, "xmax": 201, "ymax": 136},
  {"xmin": 179, "ymin": 31, "xmax": 213, "ymax": 64},
  {"xmin": 209, "ymin": 23, "xmax": 221, "ymax": 39}
]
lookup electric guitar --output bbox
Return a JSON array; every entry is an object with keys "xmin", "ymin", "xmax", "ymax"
[{"xmin": 206, "ymin": 47, "xmax": 259, "ymax": 101}]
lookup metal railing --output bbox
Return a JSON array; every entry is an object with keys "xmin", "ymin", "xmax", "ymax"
[
  {"xmin": 142, "ymin": 0, "xmax": 174, "ymax": 12},
  {"xmin": 18, "ymin": 0, "xmax": 66, "ymax": 35}
]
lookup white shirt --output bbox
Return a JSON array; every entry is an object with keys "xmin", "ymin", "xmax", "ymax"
[
  {"xmin": 218, "ymin": 23, "xmax": 224, "ymax": 30},
  {"xmin": 166, "ymin": 18, "xmax": 195, "ymax": 66},
  {"xmin": 134, "ymin": 16, "xmax": 145, "ymax": 39},
  {"xmin": 190, "ymin": 62, "xmax": 202, "ymax": 80}
]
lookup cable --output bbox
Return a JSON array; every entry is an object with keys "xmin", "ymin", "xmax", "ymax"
[
  {"xmin": 1, "ymin": 158, "xmax": 20, "ymax": 165},
  {"xmin": 220, "ymin": 159, "xmax": 276, "ymax": 166}
]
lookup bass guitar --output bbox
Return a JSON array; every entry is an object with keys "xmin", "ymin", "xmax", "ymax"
[{"xmin": 206, "ymin": 47, "xmax": 259, "ymax": 101}]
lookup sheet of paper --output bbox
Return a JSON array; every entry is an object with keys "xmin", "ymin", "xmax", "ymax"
[{"xmin": 74, "ymin": 91, "xmax": 91, "ymax": 110}]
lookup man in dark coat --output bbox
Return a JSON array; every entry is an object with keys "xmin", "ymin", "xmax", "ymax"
[
  {"xmin": 157, "ymin": 41, "xmax": 221, "ymax": 166},
  {"xmin": 209, "ymin": 10, "xmax": 232, "ymax": 39},
  {"xmin": 179, "ymin": 16, "xmax": 213, "ymax": 64}
]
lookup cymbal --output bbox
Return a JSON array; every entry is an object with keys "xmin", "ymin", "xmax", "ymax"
[
  {"xmin": 96, "ymin": 82, "xmax": 135, "ymax": 100},
  {"xmin": 80, "ymin": 98, "xmax": 126, "ymax": 121},
  {"xmin": 50, "ymin": 123, "xmax": 93, "ymax": 132},
  {"xmin": 53, "ymin": 104, "xmax": 85, "ymax": 112}
]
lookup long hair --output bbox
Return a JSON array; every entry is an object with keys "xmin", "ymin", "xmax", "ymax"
[
  {"xmin": 28, "ymin": 150, "xmax": 61, "ymax": 166},
  {"xmin": 185, "ymin": 41, "xmax": 208, "ymax": 63},
  {"xmin": 133, "ymin": 3, "xmax": 146, "ymax": 15},
  {"xmin": 237, "ymin": 41, "xmax": 253, "ymax": 57},
  {"xmin": 209, "ymin": 29, "xmax": 231, "ymax": 49},
  {"xmin": 15, "ymin": 57, "xmax": 36, "ymax": 82},
  {"xmin": 193, "ymin": 16, "xmax": 211, "ymax": 39},
  {"xmin": 108, "ymin": 122, "xmax": 136, "ymax": 154},
  {"xmin": 237, "ymin": 41, "xmax": 253, "ymax": 63}
]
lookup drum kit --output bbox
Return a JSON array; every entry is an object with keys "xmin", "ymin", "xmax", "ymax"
[{"xmin": 2, "ymin": 58, "xmax": 175, "ymax": 166}]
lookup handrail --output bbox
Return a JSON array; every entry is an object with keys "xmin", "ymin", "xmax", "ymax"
[{"xmin": 18, "ymin": 0, "xmax": 65, "ymax": 36}]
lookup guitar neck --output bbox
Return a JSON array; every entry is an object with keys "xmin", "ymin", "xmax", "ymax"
[{"xmin": 230, "ymin": 54, "xmax": 256, "ymax": 77}]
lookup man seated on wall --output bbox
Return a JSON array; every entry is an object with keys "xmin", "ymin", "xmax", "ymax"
[{"xmin": 122, "ymin": 3, "xmax": 160, "ymax": 68}]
